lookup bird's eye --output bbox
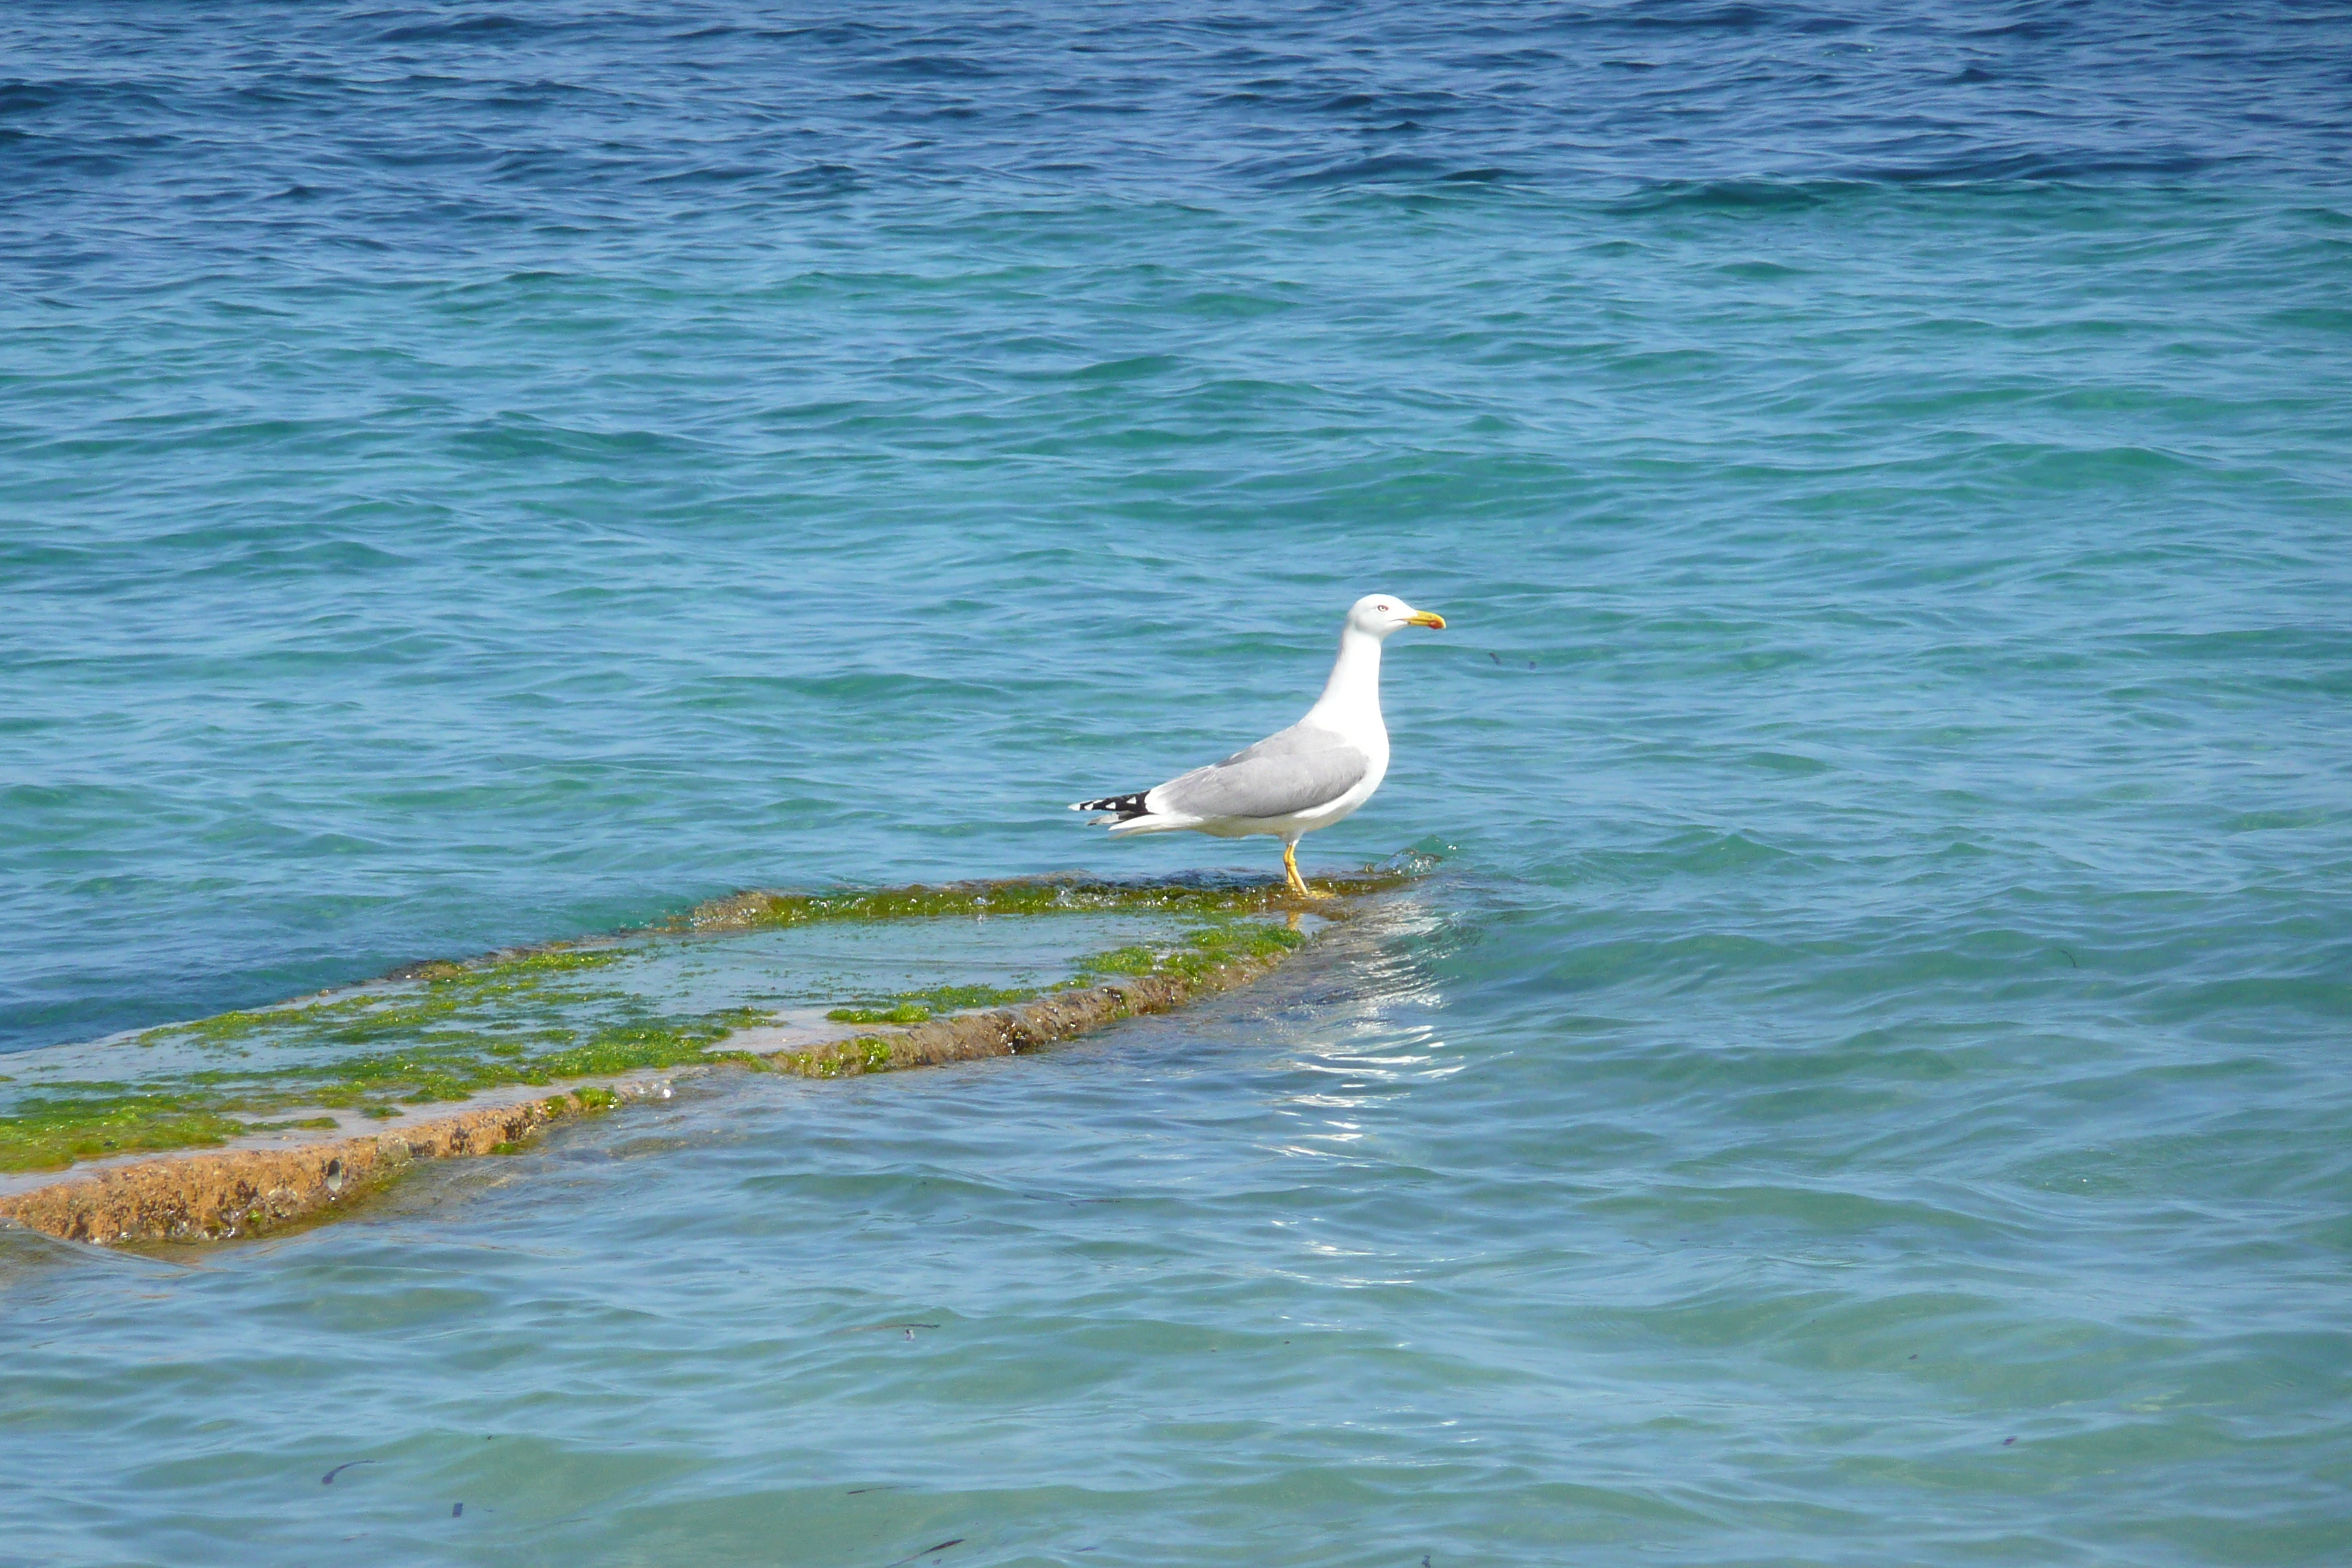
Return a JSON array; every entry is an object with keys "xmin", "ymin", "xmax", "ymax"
[{"xmin": 1376, "ymin": 603, "xmax": 1390, "ymax": 611}]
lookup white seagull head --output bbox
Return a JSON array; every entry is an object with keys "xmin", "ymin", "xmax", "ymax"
[{"xmin": 1346, "ymin": 592, "xmax": 1447, "ymax": 638}]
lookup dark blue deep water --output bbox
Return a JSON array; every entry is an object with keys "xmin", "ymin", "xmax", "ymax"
[{"xmin": 4, "ymin": 4, "xmax": 2351, "ymax": 1564}]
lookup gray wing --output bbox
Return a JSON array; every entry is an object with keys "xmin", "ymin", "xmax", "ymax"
[{"xmin": 1151, "ymin": 723, "xmax": 1368, "ymax": 821}]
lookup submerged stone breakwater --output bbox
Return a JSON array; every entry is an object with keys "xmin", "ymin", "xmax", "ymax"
[{"xmin": 0, "ymin": 873, "xmax": 1399, "ymax": 1245}]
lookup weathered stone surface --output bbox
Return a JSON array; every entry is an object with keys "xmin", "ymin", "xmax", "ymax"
[{"xmin": 0, "ymin": 1095, "xmax": 601, "ymax": 1246}]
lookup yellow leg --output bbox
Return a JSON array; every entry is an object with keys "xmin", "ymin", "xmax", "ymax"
[{"xmin": 1282, "ymin": 841, "xmax": 1327, "ymax": 900}]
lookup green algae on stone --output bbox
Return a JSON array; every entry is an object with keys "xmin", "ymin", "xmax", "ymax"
[
  {"xmin": 673, "ymin": 873, "xmax": 1403, "ymax": 934},
  {"xmin": 1074, "ymin": 944, "xmax": 1160, "ymax": 976},
  {"xmin": 794, "ymin": 1036, "xmax": 900, "ymax": 1079},
  {"xmin": 1150, "ymin": 919, "xmax": 1308, "ymax": 977},
  {"xmin": 2, "ymin": 875, "xmax": 1374, "ymax": 1174},
  {"xmin": 1070, "ymin": 918, "xmax": 1306, "ymax": 985},
  {"xmin": 824, "ymin": 1002, "xmax": 936, "ymax": 1025},
  {"xmin": 0, "ymin": 1094, "xmax": 251, "ymax": 1174},
  {"xmin": 825, "ymin": 981, "xmax": 1044, "ymax": 1025},
  {"xmin": 134, "ymin": 943, "xmax": 634, "ymax": 1058},
  {"xmin": 772, "ymin": 916, "xmax": 1311, "ymax": 1082},
  {"xmin": 0, "ymin": 1004, "xmax": 769, "ymax": 1174},
  {"xmin": 816, "ymin": 919, "xmax": 1305, "ymax": 1028}
]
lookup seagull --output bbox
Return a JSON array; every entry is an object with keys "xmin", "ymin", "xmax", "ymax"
[{"xmin": 1070, "ymin": 593, "xmax": 1447, "ymax": 897}]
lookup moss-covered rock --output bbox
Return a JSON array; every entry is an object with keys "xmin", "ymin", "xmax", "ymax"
[{"xmin": 1, "ymin": 873, "xmax": 1386, "ymax": 1174}]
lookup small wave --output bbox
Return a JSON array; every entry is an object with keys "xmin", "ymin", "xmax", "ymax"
[
  {"xmin": 0, "ymin": 80, "xmax": 70, "ymax": 116},
  {"xmin": 1276, "ymin": 154, "xmax": 1515, "ymax": 189},
  {"xmin": 1856, "ymin": 148, "xmax": 2223, "ymax": 185},
  {"xmin": 374, "ymin": 13, "xmax": 543, "ymax": 44},
  {"xmin": 1606, "ymin": 178, "xmax": 1858, "ymax": 214},
  {"xmin": 872, "ymin": 53, "xmax": 1000, "ymax": 81},
  {"xmin": 1615, "ymin": 1, "xmax": 1777, "ymax": 34},
  {"xmin": 1963, "ymin": 14, "xmax": 2076, "ymax": 42},
  {"xmin": 1069, "ymin": 354, "xmax": 1183, "ymax": 383},
  {"xmin": 1605, "ymin": 148, "xmax": 2223, "ymax": 210}
]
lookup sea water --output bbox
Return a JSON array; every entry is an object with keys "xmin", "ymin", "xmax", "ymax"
[{"xmin": 3, "ymin": 2, "xmax": 2349, "ymax": 1563}]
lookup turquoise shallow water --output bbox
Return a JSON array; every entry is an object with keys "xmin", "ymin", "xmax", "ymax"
[{"xmin": 4, "ymin": 2, "xmax": 2352, "ymax": 1562}]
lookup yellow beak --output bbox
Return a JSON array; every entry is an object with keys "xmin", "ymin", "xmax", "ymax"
[{"xmin": 1406, "ymin": 610, "xmax": 1447, "ymax": 630}]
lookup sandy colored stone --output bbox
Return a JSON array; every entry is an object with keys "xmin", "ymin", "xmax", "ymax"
[{"xmin": 0, "ymin": 1096, "xmax": 584, "ymax": 1246}]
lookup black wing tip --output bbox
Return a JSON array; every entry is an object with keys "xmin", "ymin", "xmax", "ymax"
[{"xmin": 1069, "ymin": 791, "xmax": 1150, "ymax": 821}]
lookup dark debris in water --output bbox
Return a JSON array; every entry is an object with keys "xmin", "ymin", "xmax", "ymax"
[{"xmin": 883, "ymin": 1540, "xmax": 965, "ymax": 1568}]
